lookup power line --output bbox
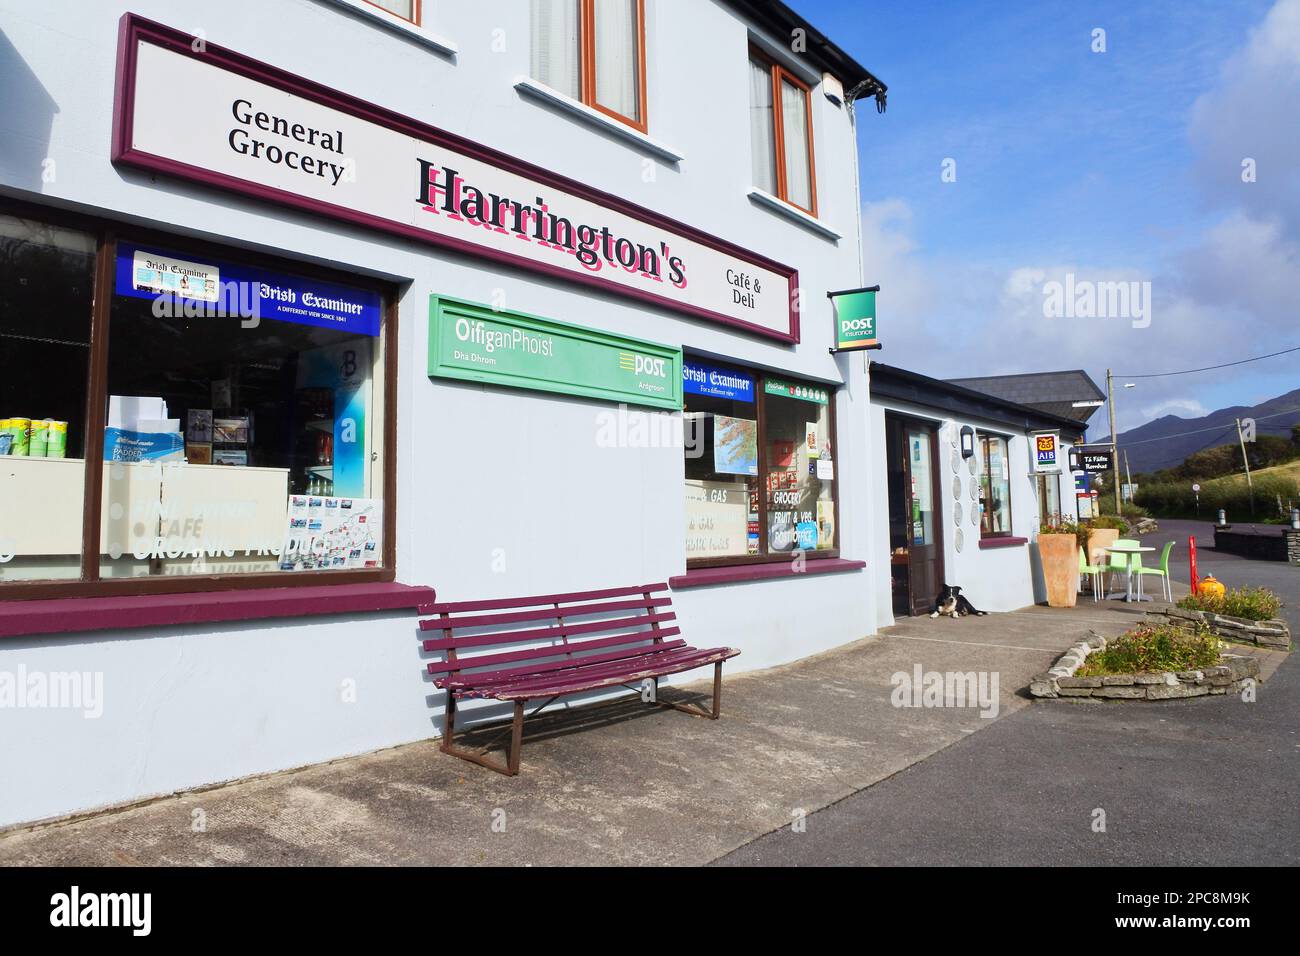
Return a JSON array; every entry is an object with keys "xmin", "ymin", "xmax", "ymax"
[
  {"xmin": 1117, "ymin": 344, "xmax": 1300, "ymax": 379},
  {"xmin": 1113, "ymin": 405, "xmax": 1300, "ymax": 446}
]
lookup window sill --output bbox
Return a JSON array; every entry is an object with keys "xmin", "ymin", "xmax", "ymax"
[
  {"xmin": 316, "ymin": 0, "xmax": 458, "ymax": 56},
  {"xmin": 0, "ymin": 582, "xmax": 436, "ymax": 640},
  {"xmin": 746, "ymin": 188, "xmax": 841, "ymax": 241},
  {"xmin": 513, "ymin": 77, "xmax": 685, "ymax": 164},
  {"xmin": 979, "ymin": 536, "xmax": 1028, "ymax": 550},
  {"xmin": 670, "ymin": 558, "xmax": 865, "ymax": 589}
]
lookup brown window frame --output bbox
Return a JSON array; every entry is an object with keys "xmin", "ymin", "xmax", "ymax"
[
  {"xmin": 564, "ymin": 0, "xmax": 649, "ymax": 133},
  {"xmin": 0, "ymin": 196, "xmax": 400, "ymax": 601},
  {"xmin": 359, "ymin": 0, "xmax": 421, "ymax": 26},
  {"xmin": 749, "ymin": 48, "xmax": 819, "ymax": 217},
  {"xmin": 978, "ymin": 433, "xmax": 1014, "ymax": 539},
  {"xmin": 684, "ymin": 359, "xmax": 840, "ymax": 570}
]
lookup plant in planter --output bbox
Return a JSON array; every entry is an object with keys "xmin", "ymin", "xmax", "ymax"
[
  {"xmin": 1178, "ymin": 586, "xmax": 1282, "ymax": 622},
  {"xmin": 1038, "ymin": 515, "xmax": 1086, "ymax": 608},
  {"xmin": 1075, "ymin": 623, "xmax": 1221, "ymax": 677}
]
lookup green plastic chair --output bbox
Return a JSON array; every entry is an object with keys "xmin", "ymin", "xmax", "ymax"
[
  {"xmin": 1078, "ymin": 547, "xmax": 1105, "ymax": 601},
  {"xmin": 1137, "ymin": 541, "xmax": 1175, "ymax": 602},
  {"xmin": 1106, "ymin": 539, "xmax": 1140, "ymax": 599}
]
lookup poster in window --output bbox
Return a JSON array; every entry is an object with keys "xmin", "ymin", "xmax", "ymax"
[
  {"xmin": 768, "ymin": 511, "xmax": 797, "ymax": 552},
  {"xmin": 685, "ymin": 479, "xmax": 749, "ymax": 558},
  {"xmin": 805, "ymin": 422, "xmax": 819, "ymax": 459},
  {"xmin": 279, "ymin": 495, "xmax": 383, "ymax": 571},
  {"xmin": 817, "ymin": 499, "xmax": 835, "ymax": 548},
  {"xmin": 711, "ymin": 415, "xmax": 758, "ymax": 476}
]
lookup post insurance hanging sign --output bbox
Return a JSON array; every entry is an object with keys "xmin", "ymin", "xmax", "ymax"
[{"xmin": 111, "ymin": 15, "xmax": 800, "ymax": 342}]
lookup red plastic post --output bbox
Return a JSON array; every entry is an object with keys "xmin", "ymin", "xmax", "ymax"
[{"xmin": 1188, "ymin": 535, "xmax": 1199, "ymax": 594}]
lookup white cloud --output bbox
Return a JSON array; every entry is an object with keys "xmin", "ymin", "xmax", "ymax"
[{"xmin": 861, "ymin": 0, "xmax": 1300, "ymax": 438}]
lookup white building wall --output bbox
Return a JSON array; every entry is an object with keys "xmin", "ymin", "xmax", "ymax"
[
  {"xmin": 0, "ymin": 0, "xmax": 880, "ymax": 826},
  {"xmin": 867, "ymin": 397, "xmax": 1077, "ymax": 630}
]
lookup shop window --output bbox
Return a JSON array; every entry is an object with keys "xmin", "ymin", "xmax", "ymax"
[
  {"xmin": 0, "ymin": 203, "xmax": 394, "ymax": 596},
  {"xmin": 0, "ymin": 215, "xmax": 96, "ymax": 582},
  {"xmin": 978, "ymin": 434, "xmax": 1012, "ymax": 538},
  {"xmin": 530, "ymin": 0, "xmax": 647, "ymax": 131},
  {"xmin": 749, "ymin": 51, "xmax": 817, "ymax": 215},
  {"xmin": 363, "ymin": 0, "xmax": 419, "ymax": 24},
  {"xmin": 683, "ymin": 360, "xmax": 836, "ymax": 565}
]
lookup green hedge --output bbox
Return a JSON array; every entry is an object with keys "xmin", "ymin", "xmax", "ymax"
[{"xmin": 1135, "ymin": 473, "xmax": 1300, "ymax": 519}]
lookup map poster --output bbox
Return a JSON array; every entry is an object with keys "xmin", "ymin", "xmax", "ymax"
[
  {"xmin": 279, "ymin": 495, "xmax": 383, "ymax": 571},
  {"xmin": 712, "ymin": 415, "xmax": 758, "ymax": 476}
]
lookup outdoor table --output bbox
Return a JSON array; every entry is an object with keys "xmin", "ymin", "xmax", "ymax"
[{"xmin": 1104, "ymin": 545, "xmax": 1156, "ymax": 602}]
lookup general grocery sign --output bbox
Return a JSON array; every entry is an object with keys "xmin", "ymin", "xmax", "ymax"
[{"xmin": 111, "ymin": 15, "xmax": 799, "ymax": 342}]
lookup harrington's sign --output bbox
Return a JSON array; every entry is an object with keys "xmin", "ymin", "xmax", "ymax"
[{"xmin": 111, "ymin": 16, "xmax": 799, "ymax": 342}]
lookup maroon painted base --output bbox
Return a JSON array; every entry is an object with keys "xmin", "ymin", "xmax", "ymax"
[{"xmin": 0, "ymin": 582, "xmax": 435, "ymax": 640}]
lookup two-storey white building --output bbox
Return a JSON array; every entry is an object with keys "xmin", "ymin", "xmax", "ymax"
[{"xmin": 0, "ymin": 0, "xmax": 894, "ymax": 826}]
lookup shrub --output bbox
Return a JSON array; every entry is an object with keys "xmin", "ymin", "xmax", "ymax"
[
  {"xmin": 1076, "ymin": 623, "xmax": 1222, "ymax": 676},
  {"xmin": 1178, "ymin": 586, "xmax": 1282, "ymax": 622}
]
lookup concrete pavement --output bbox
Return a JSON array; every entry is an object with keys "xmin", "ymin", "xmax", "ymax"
[{"xmin": 0, "ymin": 590, "xmax": 1180, "ymax": 866}]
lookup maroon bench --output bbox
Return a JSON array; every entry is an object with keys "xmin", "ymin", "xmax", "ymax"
[{"xmin": 419, "ymin": 582, "xmax": 740, "ymax": 775}]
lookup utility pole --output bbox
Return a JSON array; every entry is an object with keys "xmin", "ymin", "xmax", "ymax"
[
  {"xmin": 1236, "ymin": 417, "xmax": 1255, "ymax": 516},
  {"xmin": 1106, "ymin": 368, "xmax": 1121, "ymax": 514}
]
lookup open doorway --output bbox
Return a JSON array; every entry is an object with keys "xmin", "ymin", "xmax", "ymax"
[{"xmin": 886, "ymin": 413, "xmax": 945, "ymax": 616}]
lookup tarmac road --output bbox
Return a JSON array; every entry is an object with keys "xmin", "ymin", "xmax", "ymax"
[{"xmin": 716, "ymin": 518, "xmax": 1299, "ymax": 866}]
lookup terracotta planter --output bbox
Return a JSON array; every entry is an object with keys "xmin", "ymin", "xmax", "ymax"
[
  {"xmin": 1039, "ymin": 533, "xmax": 1079, "ymax": 608},
  {"xmin": 1086, "ymin": 527, "xmax": 1119, "ymax": 566}
]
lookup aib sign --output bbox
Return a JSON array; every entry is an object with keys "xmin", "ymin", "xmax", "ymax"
[{"xmin": 1034, "ymin": 433, "xmax": 1060, "ymax": 472}]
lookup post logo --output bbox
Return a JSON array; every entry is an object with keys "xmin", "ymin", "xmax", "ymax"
[{"xmin": 620, "ymin": 351, "xmax": 667, "ymax": 378}]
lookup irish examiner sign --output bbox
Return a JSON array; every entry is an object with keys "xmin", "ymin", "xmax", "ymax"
[{"xmin": 111, "ymin": 15, "xmax": 800, "ymax": 342}]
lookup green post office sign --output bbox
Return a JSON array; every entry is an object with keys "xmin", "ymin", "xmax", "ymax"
[
  {"xmin": 428, "ymin": 296, "xmax": 683, "ymax": 410},
  {"xmin": 830, "ymin": 286, "xmax": 878, "ymax": 351}
]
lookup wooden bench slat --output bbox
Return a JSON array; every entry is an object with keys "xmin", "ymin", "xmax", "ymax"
[
  {"xmin": 421, "ymin": 611, "xmax": 675, "ymax": 652},
  {"xmin": 437, "ymin": 638, "xmax": 688, "ymax": 689},
  {"xmin": 426, "ymin": 625, "xmax": 681, "ymax": 675},
  {"xmin": 419, "ymin": 597, "xmax": 672, "ymax": 632},
  {"xmin": 422, "ymin": 582, "xmax": 668, "ymax": 615},
  {"xmin": 472, "ymin": 645, "xmax": 728, "ymax": 697},
  {"xmin": 465, "ymin": 647, "xmax": 740, "ymax": 701}
]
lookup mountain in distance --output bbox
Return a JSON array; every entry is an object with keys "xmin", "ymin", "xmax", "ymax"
[{"xmin": 1099, "ymin": 387, "xmax": 1300, "ymax": 475}]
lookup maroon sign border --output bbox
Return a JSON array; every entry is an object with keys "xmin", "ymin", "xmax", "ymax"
[{"xmin": 111, "ymin": 13, "xmax": 801, "ymax": 344}]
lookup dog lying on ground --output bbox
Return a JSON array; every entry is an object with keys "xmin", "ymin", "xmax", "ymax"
[{"xmin": 930, "ymin": 584, "xmax": 989, "ymax": 618}]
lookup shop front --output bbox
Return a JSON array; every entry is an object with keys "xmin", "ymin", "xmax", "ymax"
[
  {"xmin": 0, "ymin": 6, "xmax": 883, "ymax": 827},
  {"xmin": 867, "ymin": 364, "xmax": 1085, "ymax": 624}
]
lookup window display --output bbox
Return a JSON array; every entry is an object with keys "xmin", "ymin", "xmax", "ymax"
[
  {"xmin": 0, "ymin": 204, "xmax": 394, "ymax": 594},
  {"xmin": 683, "ymin": 360, "xmax": 837, "ymax": 565},
  {"xmin": 0, "ymin": 215, "xmax": 95, "ymax": 581},
  {"xmin": 100, "ymin": 242, "xmax": 384, "ymax": 577}
]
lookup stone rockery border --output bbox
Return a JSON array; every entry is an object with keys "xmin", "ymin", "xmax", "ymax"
[{"xmin": 1029, "ymin": 631, "xmax": 1260, "ymax": 700}]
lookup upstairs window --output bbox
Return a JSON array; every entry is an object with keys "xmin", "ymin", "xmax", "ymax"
[
  {"xmin": 749, "ymin": 51, "xmax": 817, "ymax": 215},
  {"xmin": 364, "ymin": 0, "xmax": 419, "ymax": 24},
  {"xmin": 531, "ymin": 0, "xmax": 647, "ymax": 131}
]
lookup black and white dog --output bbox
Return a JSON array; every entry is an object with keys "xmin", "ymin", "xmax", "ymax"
[{"xmin": 930, "ymin": 584, "xmax": 989, "ymax": 619}]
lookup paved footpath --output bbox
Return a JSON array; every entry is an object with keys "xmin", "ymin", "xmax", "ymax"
[
  {"xmin": 718, "ymin": 519, "xmax": 1298, "ymax": 866},
  {"xmin": 0, "ymin": 520, "xmax": 1289, "ymax": 865}
]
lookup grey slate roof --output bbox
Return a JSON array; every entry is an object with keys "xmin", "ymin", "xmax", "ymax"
[{"xmin": 950, "ymin": 370, "xmax": 1105, "ymax": 424}]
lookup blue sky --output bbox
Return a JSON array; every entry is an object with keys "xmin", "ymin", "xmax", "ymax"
[{"xmin": 793, "ymin": 0, "xmax": 1298, "ymax": 439}]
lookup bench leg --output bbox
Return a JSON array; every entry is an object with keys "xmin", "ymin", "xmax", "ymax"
[
  {"xmin": 651, "ymin": 662, "xmax": 723, "ymax": 720},
  {"xmin": 439, "ymin": 693, "xmax": 526, "ymax": 777}
]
